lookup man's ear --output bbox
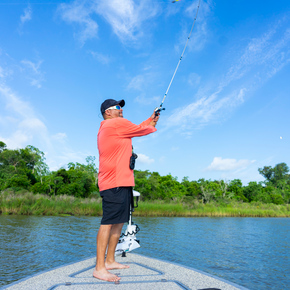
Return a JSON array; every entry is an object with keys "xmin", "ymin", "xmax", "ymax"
[{"xmin": 103, "ymin": 110, "xmax": 111, "ymax": 119}]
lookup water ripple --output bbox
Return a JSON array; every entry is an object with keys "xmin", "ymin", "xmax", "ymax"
[{"xmin": 0, "ymin": 216, "xmax": 289, "ymax": 290}]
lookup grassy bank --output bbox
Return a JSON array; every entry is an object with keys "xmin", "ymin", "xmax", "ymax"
[{"xmin": 0, "ymin": 190, "xmax": 289, "ymax": 217}]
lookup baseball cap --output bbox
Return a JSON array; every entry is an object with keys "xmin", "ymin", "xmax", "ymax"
[{"xmin": 100, "ymin": 99, "xmax": 125, "ymax": 114}]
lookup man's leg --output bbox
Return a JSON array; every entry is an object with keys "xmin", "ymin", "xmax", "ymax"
[
  {"xmin": 105, "ymin": 223, "xmax": 130, "ymax": 270},
  {"xmin": 93, "ymin": 224, "xmax": 121, "ymax": 282}
]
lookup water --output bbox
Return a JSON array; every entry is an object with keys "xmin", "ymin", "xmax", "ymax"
[{"xmin": 0, "ymin": 216, "xmax": 289, "ymax": 290}]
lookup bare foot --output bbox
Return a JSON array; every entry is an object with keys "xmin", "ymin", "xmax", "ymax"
[
  {"xmin": 105, "ymin": 261, "xmax": 130, "ymax": 270},
  {"xmin": 93, "ymin": 269, "xmax": 121, "ymax": 282}
]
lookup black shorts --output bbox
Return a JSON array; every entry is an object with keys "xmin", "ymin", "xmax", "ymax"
[{"xmin": 100, "ymin": 187, "xmax": 132, "ymax": 225}]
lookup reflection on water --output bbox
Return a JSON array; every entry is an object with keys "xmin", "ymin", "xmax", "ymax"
[
  {"xmin": 0, "ymin": 216, "xmax": 289, "ymax": 290},
  {"xmin": 0, "ymin": 216, "xmax": 98, "ymax": 287}
]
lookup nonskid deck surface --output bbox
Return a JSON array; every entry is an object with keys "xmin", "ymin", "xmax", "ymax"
[{"xmin": 3, "ymin": 253, "xmax": 248, "ymax": 290}]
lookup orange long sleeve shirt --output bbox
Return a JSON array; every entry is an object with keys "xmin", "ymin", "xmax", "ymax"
[{"xmin": 97, "ymin": 117, "xmax": 157, "ymax": 191}]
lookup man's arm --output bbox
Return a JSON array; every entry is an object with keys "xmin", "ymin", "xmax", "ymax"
[
  {"xmin": 116, "ymin": 114, "xmax": 159, "ymax": 138},
  {"xmin": 139, "ymin": 111, "xmax": 160, "ymax": 127}
]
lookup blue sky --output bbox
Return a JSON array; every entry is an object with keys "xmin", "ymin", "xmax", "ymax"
[{"xmin": 0, "ymin": 0, "xmax": 289, "ymax": 185}]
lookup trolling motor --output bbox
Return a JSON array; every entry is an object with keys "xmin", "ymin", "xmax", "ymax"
[{"xmin": 115, "ymin": 190, "xmax": 141, "ymax": 256}]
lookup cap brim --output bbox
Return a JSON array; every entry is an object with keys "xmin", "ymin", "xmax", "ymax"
[{"xmin": 118, "ymin": 100, "xmax": 125, "ymax": 107}]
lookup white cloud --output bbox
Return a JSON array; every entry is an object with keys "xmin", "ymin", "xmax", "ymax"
[
  {"xmin": 0, "ymin": 83, "xmax": 86, "ymax": 170},
  {"xmin": 21, "ymin": 60, "xmax": 42, "ymax": 74},
  {"xmin": 136, "ymin": 153, "xmax": 154, "ymax": 164},
  {"xmin": 0, "ymin": 52, "xmax": 90, "ymax": 171},
  {"xmin": 188, "ymin": 72, "xmax": 201, "ymax": 87},
  {"xmin": 52, "ymin": 133, "xmax": 67, "ymax": 143},
  {"xmin": 0, "ymin": 85, "xmax": 34, "ymax": 118},
  {"xmin": 19, "ymin": 118, "xmax": 47, "ymax": 132},
  {"xmin": 127, "ymin": 75, "xmax": 145, "ymax": 91},
  {"xmin": 206, "ymin": 157, "xmax": 256, "ymax": 171},
  {"xmin": 21, "ymin": 59, "xmax": 44, "ymax": 88},
  {"xmin": 89, "ymin": 51, "xmax": 111, "ymax": 64},
  {"xmin": 58, "ymin": 0, "xmax": 99, "ymax": 45},
  {"xmin": 134, "ymin": 94, "xmax": 160, "ymax": 105},
  {"xmin": 224, "ymin": 19, "xmax": 290, "ymax": 87},
  {"xmin": 0, "ymin": 66, "xmax": 4, "ymax": 78},
  {"xmin": 165, "ymin": 88, "xmax": 245, "ymax": 135},
  {"xmin": 174, "ymin": 0, "xmax": 211, "ymax": 53},
  {"xmin": 58, "ymin": 0, "xmax": 159, "ymax": 45},
  {"xmin": 94, "ymin": 0, "xmax": 158, "ymax": 44},
  {"xmin": 20, "ymin": 5, "xmax": 32, "ymax": 25},
  {"xmin": 0, "ymin": 84, "xmax": 49, "ymax": 148},
  {"xmin": 127, "ymin": 73, "xmax": 161, "ymax": 104},
  {"xmin": 164, "ymin": 16, "xmax": 290, "ymax": 135}
]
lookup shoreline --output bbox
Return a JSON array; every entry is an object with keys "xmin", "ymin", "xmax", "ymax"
[{"xmin": 1, "ymin": 191, "xmax": 289, "ymax": 217}]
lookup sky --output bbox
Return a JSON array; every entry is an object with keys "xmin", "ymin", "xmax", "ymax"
[{"xmin": 0, "ymin": 0, "xmax": 289, "ymax": 185}]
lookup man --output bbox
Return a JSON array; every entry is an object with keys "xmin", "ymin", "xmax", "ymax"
[{"xmin": 93, "ymin": 99, "xmax": 159, "ymax": 282}]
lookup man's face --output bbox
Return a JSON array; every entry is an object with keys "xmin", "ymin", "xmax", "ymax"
[{"xmin": 105, "ymin": 104, "xmax": 123, "ymax": 119}]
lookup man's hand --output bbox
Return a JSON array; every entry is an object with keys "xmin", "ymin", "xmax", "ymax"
[{"xmin": 149, "ymin": 111, "xmax": 160, "ymax": 127}]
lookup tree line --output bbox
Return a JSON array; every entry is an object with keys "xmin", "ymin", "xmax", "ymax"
[{"xmin": 0, "ymin": 141, "xmax": 289, "ymax": 204}]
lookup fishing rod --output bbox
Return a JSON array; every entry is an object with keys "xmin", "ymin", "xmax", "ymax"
[{"xmin": 155, "ymin": 0, "xmax": 201, "ymax": 115}]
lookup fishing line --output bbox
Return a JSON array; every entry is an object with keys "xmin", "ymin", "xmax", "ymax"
[{"xmin": 155, "ymin": 0, "xmax": 201, "ymax": 115}]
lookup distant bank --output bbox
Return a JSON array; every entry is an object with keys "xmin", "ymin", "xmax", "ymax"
[{"xmin": 1, "ymin": 190, "xmax": 289, "ymax": 217}]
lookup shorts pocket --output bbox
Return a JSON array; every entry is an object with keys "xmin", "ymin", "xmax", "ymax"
[{"xmin": 100, "ymin": 187, "xmax": 124, "ymax": 204}]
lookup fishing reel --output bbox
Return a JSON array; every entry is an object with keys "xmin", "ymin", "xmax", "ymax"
[{"xmin": 154, "ymin": 106, "xmax": 165, "ymax": 116}]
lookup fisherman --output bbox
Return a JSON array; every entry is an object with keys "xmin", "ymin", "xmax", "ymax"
[{"xmin": 93, "ymin": 99, "xmax": 159, "ymax": 282}]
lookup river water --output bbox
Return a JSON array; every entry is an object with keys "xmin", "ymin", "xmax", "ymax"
[{"xmin": 0, "ymin": 216, "xmax": 289, "ymax": 289}]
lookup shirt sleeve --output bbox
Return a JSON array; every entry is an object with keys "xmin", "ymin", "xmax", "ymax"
[
  {"xmin": 116, "ymin": 118, "xmax": 156, "ymax": 138},
  {"xmin": 139, "ymin": 117, "xmax": 153, "ymax": 127}
]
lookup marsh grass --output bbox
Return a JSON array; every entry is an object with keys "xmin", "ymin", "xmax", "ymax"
[
  {"xmin": 0, "ymin": 190, "xmax": 289, "ymax": 217},
  {"xmin": 134, "ymin": 200, "xmax": 289, "ymax": 217},
  {"xmin": 0, "ymin": 189, "xmax": 102, "ymax": 216}
]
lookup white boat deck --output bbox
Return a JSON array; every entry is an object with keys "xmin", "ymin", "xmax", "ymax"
[{"xmin": 2, "ymin": 253, "xmax": 248, "ymax": 290}]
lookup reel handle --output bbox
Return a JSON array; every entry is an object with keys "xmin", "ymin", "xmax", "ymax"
[{"xmin": 154, "ymin": 106, "xmax": 165, "ymax": 116}]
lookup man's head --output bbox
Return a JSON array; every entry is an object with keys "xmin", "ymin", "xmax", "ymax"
[{"xmin": 100, "ymin": 99, "xmax": 125, "ymax": 119}]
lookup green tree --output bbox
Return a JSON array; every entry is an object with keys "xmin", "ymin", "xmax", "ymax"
[
  {"xmin": 198, "ymin": 179, "xmax": 217, "ymax": 203},
  {"xmin": 228, "ymin": 179, "xmax": 248, "ymax": 202},
  {"xmin": 25, "ymin": 145, "xmax": 50, "ymax": 183},
  {"xmin": 181, "ymin": 177, "xmax": 201, "ymax": 199},
  {"xmin": 134, "ymin": 170, "xmax": 152, "ymax": 200},
  {"xmin": 243, "ymin": 181, "xmax": 263, "ymax": 202},
  {"xmin": 158, "ymin": 174, "xmax": 186, "ymax": 201},
  {"xmin": 0, "ymin": 141, "xmax": 7, "ymax": 153},
  {"xmin": 258, "ymin": 162, "xmax": 289, "ymax": 188}
]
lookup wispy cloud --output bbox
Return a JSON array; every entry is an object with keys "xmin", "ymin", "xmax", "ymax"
[
  {"xmin": 94, "ymin": 0, "xmax": 159, "ymax": 44},
  {"xmin": 165, "ymin": 88, "xmax": 245, "ymax": 135},
  {"xmin": 206, "ymin": 157, "xmax": 256, "ymax": 171},
  {"xmin": 127, "ymin": 73, "xmax": 161, "ymax": 104},
  {"xmin": 174, "ymin": 0, "xmax": 211, "ymax": 53},
  {"xmin": 58, "ymin": 0, "xmax": 159, "ymax": 45},
  {"xmin": 52, "ymin": 133, "xmax": 67, "ymax": 142},
  {"xmin": 0, "ymin": 83, "xmax": 86, "ymax": 171},
  {"xmin": 89, "ymin": 51, "xmax": 111, "ymax": 64},
  {"xmin": 224, "ymin": 19, "xmax": 290, "ymax": 87},
  {"xmin": 127, "ymin": 74, "xmax": 145, "ymax": 91},
  {"xmin": 188, "ymin": 72, "xmax": 201, "ymax": 87},
  {"xmin": 164, "ymin": 15, "xmax": 290, "ymax": 135},
  {"xmin": 58, "ymin": 0, "xmax": 99, "ymax": 45},
  {"xmin": 20, "ymin": 5, "xmax": 32, "ymax": 25},
  {"xmin": 134, "ymin": 94, "xmax": 160, "ymax": 105},
  {"xmin": 0, "ymin": 84, "xmax": 49, "ymax": 149},
  {"xmin": 21, "ymin": 59, "xmax": 44, "ymax": 88},
  {"xmin": 18, "ymin": 4, "xmax": 32, "ymax": 34}
]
